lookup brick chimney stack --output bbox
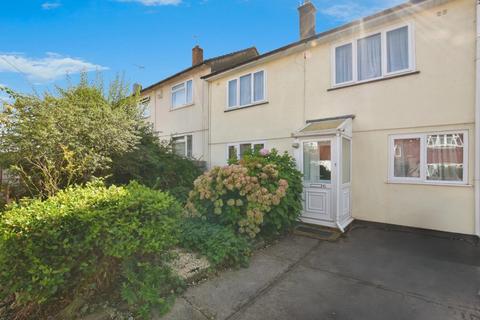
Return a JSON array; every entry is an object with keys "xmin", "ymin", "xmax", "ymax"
[
  {"xmin": 298, "ymin": 0, "xmax": 316, "ymax": 40},
  {"xmin": 192, "ymin": 45, "xmax": 204, "ymax": 66}
]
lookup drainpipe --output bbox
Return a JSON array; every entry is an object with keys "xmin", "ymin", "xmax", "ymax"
[{"xmin": 475, "ymin": 0, "xmax": 480, "ymax": 237}]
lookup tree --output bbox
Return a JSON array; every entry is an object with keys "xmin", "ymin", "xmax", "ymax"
[{"xmin": 0, "ymin": 74, "xmax": 144, "ymax": 198}]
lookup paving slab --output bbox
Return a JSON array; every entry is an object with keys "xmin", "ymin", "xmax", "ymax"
[
  {"xmin": 182, "ymin": 251, "xmax": 295, "ymax": 320},
  {"xmin": 160, "ymin": 297, "xmax": 207, "ymax": 320},
  {"xmin": 234, "ymin": 265, "xmax": 476, "ymax": 320},
  {"xmin": 260, "ymin": 235, "xmax": 319, "ymax": 262}
]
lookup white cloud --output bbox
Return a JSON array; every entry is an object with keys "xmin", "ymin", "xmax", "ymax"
[
  {"xmin": 115, "ymin": 0, "xmax": 181, "ymax": 6},
  {"xmin": 41, "ymin": 2, "xmax": 61, "ymax": 10},
  {"xmin": 319, "ymin": 1, "xmax": 404, "ymax": 22},
  {"xmin": 0, "ymin": 53, "xmax": 108, "ymax": 83}
]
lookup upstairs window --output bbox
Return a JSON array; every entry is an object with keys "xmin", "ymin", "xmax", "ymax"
[
  {"xmin": 139, "ymin": 97, "xmax": 151, "ymax": 118},
  {"xmin": 227, "ymin": 71, "xmax": 265, "ymax": 109},
  {"xmin": 333, "ymin": 24, "xmax": 414, "ymax": 86},
  {"xmin": 357, "ymin": 33, "xmax": 382, "ymax": 81},
  {"xmin": 171, "ymin": 80, "xmax": 193, "ymax": 109}
]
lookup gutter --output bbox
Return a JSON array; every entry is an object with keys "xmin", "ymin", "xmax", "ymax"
[{"xmin": 475, "ymin": 0, "xmax": 480, "ymax": 237}]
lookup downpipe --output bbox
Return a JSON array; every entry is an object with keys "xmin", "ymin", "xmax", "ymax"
[{"xmin": 475, "ymin": 0, "xmax": 480, "ymax": 237}]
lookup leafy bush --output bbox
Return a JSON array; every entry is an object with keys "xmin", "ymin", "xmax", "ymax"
[
  {"xmin": 121, "ymin": 259, "xmax": 185, "ymax": 319},
  {"xmin": 109, "ymin": 128, "xmax": 202, "ymax": 204},
  {"xmin": 186, "ymin": 149, "xmax": 302, "ymax": 238},
  {"xmin": 180, "ymin": 219, "xmax": 251, "ymax": 268},
  {"xmin": 241, "ymin": 149, "xmax": 303, "ymax": 236},
  {"xmin": 0, "ymin": 76, "xmax": 143, "ymax": 198},
  {"xmin": 0, "ymin": 182, "xmax": 182, "ymax": 318}
]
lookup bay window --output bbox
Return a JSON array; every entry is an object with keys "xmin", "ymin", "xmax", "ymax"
[
  {"xmin": 227, "ymin": 70, "xmax": 266, "ymax": 109},
  {"xmin": 389, "ymin": 131, "xmax": 468, "ymax": 185},
  {"xmin": 171, "ymin": 79, "xmax": 193, "ymax": 109},
  {"xmin": 227, "ymin": 142, "xmax": 265, "ymax": 161},
  {"xmin": 333, "ymin": 23, "xmax": 414, "ymax": 86}
]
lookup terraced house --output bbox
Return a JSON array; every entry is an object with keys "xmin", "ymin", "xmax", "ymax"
[{"xmin": 141, "ymin": 0, "xmax": 480, "ymax": 237}]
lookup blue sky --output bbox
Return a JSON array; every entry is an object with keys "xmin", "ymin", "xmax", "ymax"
[{"xmin": 0, "ymin": 0, "xmax": 404, "ymax": 97}]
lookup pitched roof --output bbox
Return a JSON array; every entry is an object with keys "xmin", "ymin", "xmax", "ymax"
[
  {"xmin": 140, "ymin": 47, "xmax": 259, "ymax": 93},
  {"xmin": 202, "ymin": 0, "xmax": 428, "ymax": 80}
]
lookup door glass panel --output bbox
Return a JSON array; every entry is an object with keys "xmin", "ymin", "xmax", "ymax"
[
  {"xmin": 342, "ymin": 138, "xmax": 351, "ymax": 184},
  {"xmin": 303, "ymin": 141, "xmax": 332, "ymax": 183}
]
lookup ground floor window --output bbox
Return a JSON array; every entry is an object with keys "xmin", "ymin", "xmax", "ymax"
[
  {"xmin": 172, "ymin": 135, "xmax": 193, "ymax": 158},
  {"xmin": 389, "ymin": 131, "xmax": 467, "ymax": 185},
  {"xmin": 227, "ymin": 141, "xmax": 265, "ymax": 161}
]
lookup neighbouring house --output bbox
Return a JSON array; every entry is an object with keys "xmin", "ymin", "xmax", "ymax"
[
  {"xmin": 139, "ymin": 46, "xmax": 258, "ymax": 161},
  {"xmin": 141, "ymin": 0, "xmax": 480, "ymax": 237}
]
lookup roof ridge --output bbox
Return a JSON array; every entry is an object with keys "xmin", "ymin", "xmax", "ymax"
[
  {"xmin": 140, "ymin": 46, "xmax": 259, "ymax": 93},
  {"xmin": 204, "ymin": 47, "xmax": 259, "ymax": 64}
]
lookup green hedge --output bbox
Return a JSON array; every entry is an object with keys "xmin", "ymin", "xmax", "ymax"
[
  {"xmin": 179, "ymin": 219, "xmax": 251, "ymax": 268},
  {"xmin": 0, "ymin": 182, "xmax": 182, "ymax": 317}
]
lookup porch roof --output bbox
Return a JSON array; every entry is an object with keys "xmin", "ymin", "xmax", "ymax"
[{"xmin": 294, "ymin": 115, "xmax": 355, "ymax": 138}]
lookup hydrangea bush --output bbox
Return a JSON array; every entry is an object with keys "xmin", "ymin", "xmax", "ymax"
[{"xmin": 186, "ymin": 149, "xmax": 302, "ymax": 238}]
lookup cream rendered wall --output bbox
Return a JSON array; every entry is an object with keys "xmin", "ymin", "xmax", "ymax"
[
  {"xmin": 142, "ymin": 65, "xmax": 210, "ymax": 161},
  {"xmin": 208, "ymin": 53, "xmax": 306, "ymax": 167},
  {"xmin": 208, "ymin": 0, "xmax": 476, "ymax": 234}
]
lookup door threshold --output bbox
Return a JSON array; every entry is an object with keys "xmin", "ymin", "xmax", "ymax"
[{"xmin": 293, "ymin": 223, "xmax": 343, "ymax": 241}]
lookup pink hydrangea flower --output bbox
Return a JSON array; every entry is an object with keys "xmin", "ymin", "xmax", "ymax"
[{"xmin": 259, "ymin": 148, "xmax": 270, "ymax": 156}]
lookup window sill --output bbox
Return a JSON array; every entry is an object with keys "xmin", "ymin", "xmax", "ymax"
[
  {"xmin": 170, "ymin": 103, "xmax": 194, "ymax": 111},
  {"xmin": 224, "ymin": 101, "xmax": 269, "ymax": 113},
  {"xmin": 328, "ymin": 70, "xmax": 420, "ymax": 91},
  {"xmin": 385, "ymin": 180, "xmax": 472, "ymax": 188}
]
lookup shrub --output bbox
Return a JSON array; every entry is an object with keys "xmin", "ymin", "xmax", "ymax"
[
  {"xmin": 0, "ymin": 181, "xmax": 182, "ymax": 318},
  {"xmin": 179, "ymin": 219, "xmax": 251, "ymax": 268},
  {"xmin": 0, "ymin": 76, "xmax": 143, "ymax": 199},
  {"xmin": 186, "ymin": 149, "xmax": 302, "ymax": 238},
  {"xmin": 121, "ymin": 259, "xmax": 185, "ymax": 319},
  {"xmin": 108, "ymin": 128, "xmax": 202, "ymax": 204},
  {"xmin": 241, "ymin": 149, "xmax": 303, "ymax": 236}
]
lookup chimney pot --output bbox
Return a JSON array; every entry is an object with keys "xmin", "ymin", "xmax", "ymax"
[
  {"xmin": 192, "ymin": 45, "xmax": 204, "ymax": 66},
  {"xmin": 298, "ymin": 0, "xmax": 316, "ymax": 40}
]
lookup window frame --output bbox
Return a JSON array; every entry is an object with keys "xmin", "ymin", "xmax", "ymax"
[
  {"xmin": 226, "ymin": 70, "xmax": 267, "ymax": 110},
  {"xmin": 226, "ymin": 141, "xmax": 266, "ymax": 161},
  {"xmin": 172, "ymin": 134, "xmax": 193, "ymax": 158},
  {"xmin": 139, "ymin": 96, "xmax": 151, "ymax": 118},
  {"xmin": 171, "ymin": 79, "xmax": 194, "ymax": 110},
  {"xmin": 388, "ymin": 130, "xmax": 468, "ymax": 186},
  {"xmin": 331, "ymin": 22, "xmax": 415, "ymax": 87}
]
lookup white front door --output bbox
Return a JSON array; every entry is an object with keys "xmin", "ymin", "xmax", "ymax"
[{"xmin": 300, "ymin": 138, "xmax": 336, "ymax": 226}]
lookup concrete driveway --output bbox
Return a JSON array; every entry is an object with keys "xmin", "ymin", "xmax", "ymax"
[{"xmin": 163, "ymin": 221, "xmax": 480, "ymax": 320}]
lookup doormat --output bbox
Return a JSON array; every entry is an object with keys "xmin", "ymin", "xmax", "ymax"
[{"xmin": 294, "ymin": 223, "xmax": 343, "ymax": 241}]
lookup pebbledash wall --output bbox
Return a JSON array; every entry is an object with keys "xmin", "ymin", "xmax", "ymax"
[{"xmin": 205, "ymin": 0, "xmax": 476, "ymax": 234}]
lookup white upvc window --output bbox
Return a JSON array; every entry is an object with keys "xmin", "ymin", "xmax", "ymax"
[
  {"xmin": 388, "ymin": 131, "xmax": 468, "ymax": 185},
  {"xmin": 227, "ymin": 70, "xmax": 266, "ymax": 109},
  {"xmin": 139, "ymin": 96, "xmax": 151, "ymax": 118},
  {"xmin": 171, "ymin": 79, "xmax": 193, "ymax": 109},
  {"xmin": 172, "ymin": 135, "xmax": 193, "ymax": 158},
  {"xmin": 332, "ymin": 23, "xmax": 415, "ymax": 86},
  {"xmin": 227, "ymin": 141, "xmax": 265, "ymax": 161}
]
